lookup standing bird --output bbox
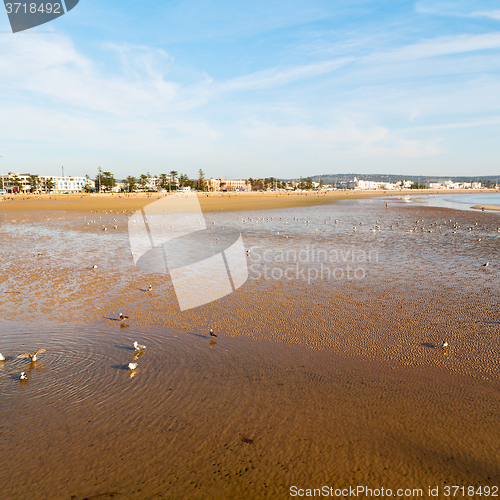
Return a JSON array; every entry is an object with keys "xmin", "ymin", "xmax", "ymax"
[
  {"xmin": 147, "ymin": 284, "xmax": 152, "ymax": 291},
  {"xmin": 133, "ymin": 341, "xmax": 146, "ymax": 351},
  {"xmin": 0, "ymin": 353, "xmax": 5, "ymax": 361},
  {"xmin": 119, "ymin": 313, "xmax": 129, "ymax": 320},
  {"xmin": 441, "ymin": 341, "xmax": 448, "ymax": 349},
  {"xmin": 16, "ymin": 349, "xmax": 46, "ymax": 362},
  {"xmin": 209, "ymin": 328, "xmax": 217, "ymax": 338},
  {"xmin": 20, "ymin": 372, "xmax": 28, "ymax": 380},
  {"xmin": 128, "ymin": 362, "xmax": 137, "ymax": 370},
  {"xmin": 482, "ymin": 262, "xmax": 489, "ymax": 267}
]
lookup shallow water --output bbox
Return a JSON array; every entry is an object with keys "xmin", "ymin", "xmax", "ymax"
[
  {"xmin": 388, "ymin": 192, "xmax": 500, "ymax": 211},
  {"xmin": 1, "ymin": 198, "xmax": 500, "ymax": 498}
]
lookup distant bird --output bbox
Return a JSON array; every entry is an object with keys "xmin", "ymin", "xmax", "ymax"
[
  {"xmin": 16, "ymin": 349, "xmax": 46, "ymax": 362},
  {"xmin": 246, "ymin": 250, "xmax": 250, "ymax": 256},
  {"xmin": 209, "ymin": 328, "xmax": 217, "ymax": 338},
  {"xmin": 20, "ymin": 372, "xmax": 28, "ymax": 380},
  {"xmin": 128, "ymin": 362, "xmax": 137, "ymax": 370},
  {"xmin": 441, "ymin": 341, "xmax": 448, "ymax": 348},
  {"xmin": 482, "ymin": 262, "xmax": 489, "ymax": 267},
  {"xmin": 119, "ymin": 313, "xmax": 129, "ymax": 320},
  {"xmin": 92, "ymin": 265, "xmax": 97, "ymax": 269},
  {"xmin": 133, "ymin": 341, "xmax": 146, "ymax": 351},
  {"xmin": 147, "ymin": 284, "xmax": 152, "ymax": 291},
  {"xmin": 0, "ymin": 353, "xmax": 5, "ymax": 361}
]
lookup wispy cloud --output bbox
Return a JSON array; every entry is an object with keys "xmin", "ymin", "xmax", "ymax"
[
  {"xmin": 415, "ymin": 1, "xmax": 500, "ymax": 21},
  {"xmin": 239, "ymin": 119, "xmax": 441, "ymax": 159},
  {"xmin": 218, "ymin": 58, "xmax": 353, "ymax": 92},
  {"xmin": 367, "ymin": 33, "xmax": 500, "ymax": 63},
  {"xmin": 402, "ymin": 116, "xmax": 500, "ymax": 132}
]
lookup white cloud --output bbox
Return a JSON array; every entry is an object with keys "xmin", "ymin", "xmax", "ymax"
[
  {"xmin": 239, "ymin": 119, "xmax": 441, "ymax": 159},
  {"xmin": 368, "ymin": 33, "xmax": 500, "ymax": 63},
  {"xmin": 415, "ymin": 1, "xmax": 500, "ymax": 21},
  {"xmin": 218, "ymin": 58, "xmax": 353, "ymax": 92}
]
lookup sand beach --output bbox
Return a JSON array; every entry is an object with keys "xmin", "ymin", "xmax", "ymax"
[{"xmin": 0, "ymin": 191, "xmax": 499, "ymax": 499}]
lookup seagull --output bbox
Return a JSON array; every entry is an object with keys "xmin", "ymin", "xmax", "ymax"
[
  {"xmin": 128, "ymin": 362, "xmax": 137, "ymax": 370},
  {"xmin": 441, "ymin": 341, "xmax": 448, "ymax": 348},
  {"xmin": 92, "ymin": 265, "xmax": 97, "ymax": 269},
  {"xmin": 209, "ymin": 328, "xmax": 217, "ymax": 338},
  {"xmin": 482, "ymin": 262, "xmax": 489, "ymax": 267},
  {"xmin": 133, "ymin": 341, "xmax": 146, "ymax": 351},
  {"xmin": 0, "ymin": 353, "xmax": 5, "ymax": 361},
  {"xmin": 119, "ymin": 313, "xmax": 129, "ymax": 320},
  {"xmin": 20, "ymin": 372, "xmax": 28, "ymax": 380},
  {"xmin": 147, "ymin": 284, "xmax": 152, "ymax": 291},
  {"xmin": 16, "ymin": 349, "xmax": 46, "ymax": 362}
]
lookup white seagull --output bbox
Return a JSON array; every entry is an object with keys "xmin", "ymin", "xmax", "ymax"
[
  {"xmin": 482, "ymin": 262, "xmax": 489, "ymax": 267},
  {"xmin": 17, "ymin": 349, "xmax": 46, "ymax": 362},
  {"xmin": 209, "ymin": 328, "xmax": 217, "ymax": 338},
  {"xmin": 128, "ymin": 362, "xmax": 138, "ymax": 370},
  {"xmin": 20, "ymin": 372, "xmax": 28, "ymax": 380},
  {"xmin": 133, "ymin": 341, "xmax": 146, "ymax": 351},
  {"xmin": 119, "ymin": 313, "xmax": 129, "ymax": 320},
  {"xmin": 0, "ymin": 353, "xmax": 5, "ymax": 361},
  {"xmin": 441, "ymin": 341, "xmax": 448, "ymax": 348}
]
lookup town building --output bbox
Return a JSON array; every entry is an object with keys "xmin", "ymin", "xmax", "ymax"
[
  {"xmin": 207, "ymin": 178, "xmax": 250, "ymax": 192},
  {"xmin": 0, "ymin": 172, "xmax": 87, "ymax": 193}
]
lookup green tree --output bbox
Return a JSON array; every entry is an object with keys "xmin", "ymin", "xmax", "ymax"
[
  {"xmin": 178, "ymin": 173, "xmax": 188, "ymax": 187},
  {"xmin": 158, "ymin": 173, "xmax": 169, "ymax": 191},
  {"xmin": 305, "ymin": 177, "xmax": 313, "ymax": 190},
  {"xmin": 250, "ymin": 178, "xmax": 264, "ymax": 191},
  {"xmin": 29, "ymin": 174, "xmax": 40, "ymax": 193},
  {"xmin": 45, "ymin": 178, "xmax": 55, "ymax": 193},
  {"xmin": 169, "ymin": 170, "xmax": 178, "ymax": 191},
  {"xmin": 124, "ymin": 176, "xmax": 137, "ymax": 192},
  {"xmin": 10, "ymin": 175, "xmax": 22, "ymax": 193},
  {"xmin": 138, "ymin": 173, "xmax": 149, "ymax": 191},
  {"xmin": 197, "ymin": 169, "xmax": 205, "ymax": 191},
  {"xmin": 99, "ymin": 171, "xmax": 116, "ymax": 192}
]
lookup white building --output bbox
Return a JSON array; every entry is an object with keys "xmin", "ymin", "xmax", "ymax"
[
  {"xmin": 354, "ymin": 178, "xmax": 399, "ymax": 190},
  {"xmin": 50, "ymin": 176, "xmax": 86, "ymax": 193},
  {"xmin": 207, "ymin": 178, "xmax": 250, "ymax": 191},
  {"xmin": 0, "ymin": 172, "xmax": 86, "ymax": 193}
]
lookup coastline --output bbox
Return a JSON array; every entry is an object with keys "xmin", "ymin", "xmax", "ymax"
[{"xmin": 0, "ymin": 188, "xmax": 499, "ymax": 213}]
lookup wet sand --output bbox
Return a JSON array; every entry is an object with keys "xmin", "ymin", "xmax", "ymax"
[
  {"xmin": 1, "ymin": 194, "xmax": 500, "ymax": 499},
  {"xmin": 472, "ymin": 204, "xmax": 500, "ymax": 211}
]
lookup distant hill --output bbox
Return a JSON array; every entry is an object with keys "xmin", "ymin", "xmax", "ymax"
[{"xmin": 284, "ymin": 173, "xmax": 500, "ymax": 184}]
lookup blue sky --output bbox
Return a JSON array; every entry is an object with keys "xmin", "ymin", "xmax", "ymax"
[{"xmin": 1, "ymin": 0, "xmax": 500, "ymax": 180}]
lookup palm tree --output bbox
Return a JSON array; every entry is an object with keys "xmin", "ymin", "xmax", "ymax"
[
  {"xmin": 138, "ymin": 173, "xmax": 149, "ymax": 191},
  {"xmin": 10, "ymin": 175, "xmax": 22, "ymax": 193},
  {"xmin": 125, "ymin": 176, "xmax": 137, "ymax": 192},
  {"xmin": 45, "ymin": 179, "xmax": 55, "ymax": 193},
  {"xmin": 169, "ymin": 170, "xmax": 178, "ymax": 191},
  {"xmin": 29, "ymin": 175, "xmax": 40, "ymax": 193}
]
